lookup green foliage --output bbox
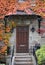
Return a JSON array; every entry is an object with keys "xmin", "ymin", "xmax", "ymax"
[{"xmin": 35, "ymin": 45, "xmax": 45, "ymax": 65}]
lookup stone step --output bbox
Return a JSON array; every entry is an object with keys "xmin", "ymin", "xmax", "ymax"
[
  {"xmin": 15, "ymin": 60, "xmax": 32, "ymax": 62},
  {"xmin": 15, "ymin": 61, "xmax": 33, "ymax": 64},
  {"xmin": 14, "ymin": 53, "xmax": 33, "ymax": 65},
  {"xmin": 15, "ymin": 56, "xmax": 32, "ymax": 58},
  {"xmin": 15, "ymin": 53, "xmax": 30, "ymax": 56},
  {"xmin": 15, "ymin": 53, "xmax": 32, "ymax": 58},
  {"xmin": 15, "ymin": 64, "xmax": 33, "ymax": 65},
  {"xmin": 15, "ymin": 53, "xmax": 31, "ymax": 56},
  {"xmin": 15, "ymin": 58, "xmax": 32, "ymax": 61}
]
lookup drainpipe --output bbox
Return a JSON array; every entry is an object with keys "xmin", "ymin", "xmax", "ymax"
[{"xmin": 38, "ymin": 16, "xmax": 42, "ymax": 34}]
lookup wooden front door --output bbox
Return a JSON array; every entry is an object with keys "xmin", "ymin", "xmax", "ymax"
[{"xmin": 16, "ymin": 26, "xmax": 29, "ymax": 53}]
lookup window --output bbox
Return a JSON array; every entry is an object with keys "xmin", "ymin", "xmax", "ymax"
[
  {"xmin": 16, "ymin": 10, "xmax": 26, "ymax": 14},
  {"xmin": 31, "ymin": 4, "xmax": 36, "ymax": 6},
  {"xmin": 31, "ymin": 0, "xmax": 36, "ymax": 6},
  {"xmin": 18, "ymin": 0, "xmax": 26, "ymax": 3},
  {"xmin": 32, "ymin": 0, "xmax": 35, "ymax": 1}
]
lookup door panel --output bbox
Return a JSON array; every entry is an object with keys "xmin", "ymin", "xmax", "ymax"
[{"xmin": 16, "ymin": 26, "xmax": 29, "ymax": 53}]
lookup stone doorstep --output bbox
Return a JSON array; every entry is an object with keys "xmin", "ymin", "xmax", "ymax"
[
  {"xmin": 15, "ymin": 53, "xmax": 30, "ymax": 55},
  {"xmin": 14, "ymin": 53, "xmax": 32, "ymax": 57},
  {"xmin": 14, "ymin": 53, "xmax": 31, "ymax": 56}
]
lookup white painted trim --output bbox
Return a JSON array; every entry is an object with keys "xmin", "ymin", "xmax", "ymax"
[
  {"xmin": 15, "ymin": 28, "xmax": 16, "ymax": 53},
  {"xmin": 29, "ymin": 25, "xmax": 30, "ymax": 50}
]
